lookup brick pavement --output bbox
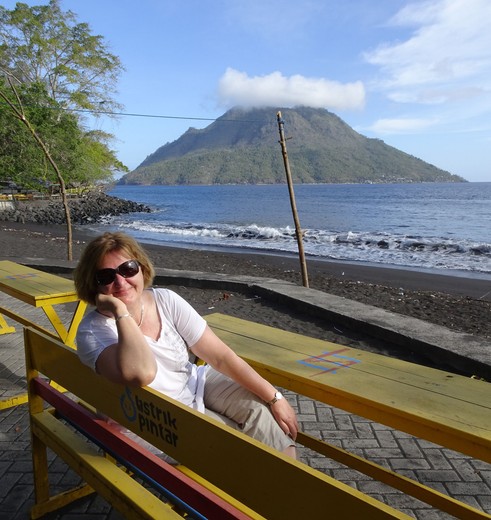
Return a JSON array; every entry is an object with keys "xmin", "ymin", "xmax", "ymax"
[{"xmin": 0, "ymin": 289, "xmax": 490, "ymax": 519}]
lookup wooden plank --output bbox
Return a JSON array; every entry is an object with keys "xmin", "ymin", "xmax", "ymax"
[
  {"xmin": 0, "ymin": 260, "xmax": 77, "ymax": 305},
  {"xmin": 0, "ymin": 261, "xmax": 85, "ymax": 352},
  {"xmin": 205, "ymin": 313, "xmax": 489, "ymax": 408},
  {"xmin": 0, "ymin": 393, "xmax": 29, "ymax": 410},
  {"xmin": 297, "ymin": 431, "xmax": 491, "ymax": 520},
  {"xmin": 24, "ymin": 327, "xmax": 411, "ymax": 520},
  {"xmin": 64, "ymin": 299, "xmax": 88, "ymax": 347},
  {"xmin": 0, "ymin": 304, "xmax": 55, "ymax": 336},
  {"xmin": 31, "ymin": 484, "xmax": 94, "ymax": 520},
  {"xmin": 205, "ymin": 313, "xmax": 491, "ymax": 463},
  {"xmin": 205, "ymin": 313, "xmax": 479, "ymax": 397},
  {"xmin": 32, "ymin": 412, "xmax": 182, "ymax": 520},
  {"xmin": 33, "ymin": 377, "xmax": 259, "ymax": 520},
  {"xmin": 205, "ymin": 313, "xmax": 490, "ymax": 419}
]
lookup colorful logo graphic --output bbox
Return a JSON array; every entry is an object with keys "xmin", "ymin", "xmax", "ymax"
[
  {"xmin": 298, "ymin": 348, "xmax": 360, "ymax": 375},
  {"xmin": 119, "ymin": 386, "xmax": 179, "ymax": 448},
  {"xmin": 120, "ymin": 386, "xmax": 137, "ymax": 422},
  {"xmin": 4, "ymin": 273, "xmax": 37, "ymax": 280}
]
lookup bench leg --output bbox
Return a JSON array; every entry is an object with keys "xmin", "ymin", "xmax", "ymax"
[
  {"xmin": 0, "ymin": 313, "xmax": 15, "ymax": 335},
  {"xmin": 64, "ymin": 300, "xmax": 87, "ymax": 348},
  {"xmin": 31, "ymin": 483, "xmax": 94, "ymax": 520},
  {"xmin": 41, "ymin": 300, "xmax": 87, "ymax": 349},
  {"xmin": 31, "ymin": 431, "xmax": 51, "ymax": 510},
  {"xmin": 30, "ymin": 423, "xmax": 95, "ymax": 519},
  {"xmin": 42, "ymin": 305, "xmax": 68, "ymax": 344}
]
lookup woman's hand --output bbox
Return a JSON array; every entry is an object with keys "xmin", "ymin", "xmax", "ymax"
[
  {"xmin": 270, "ymin": 398, "xmax": 299, "ymax": 440},
  {"xmin": 192, "ymin": 326, "xmax": 299, "ymax": 440},
  {"xmin": 95, "ymin": 293, "xmax": 128, "ymax": 318}
]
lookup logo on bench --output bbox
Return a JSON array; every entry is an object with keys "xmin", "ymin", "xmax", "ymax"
[
  {"xmin": 120, "ymin": 387, "xmax": 179, "ymax": 448},
  {"xmin": 298, "ymin": 348, "xmax": 360, "ymax": 375},
  {"xmin": 4, "ymin": 273, "xmax": 38, "ymax": 280}
]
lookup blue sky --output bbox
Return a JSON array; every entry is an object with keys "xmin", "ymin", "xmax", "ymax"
[{"xmin": 3, "ymin": 0, "xmax": 490, "ymax": 182}]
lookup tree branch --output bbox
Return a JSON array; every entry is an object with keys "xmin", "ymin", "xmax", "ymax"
[{"xmin": 0, "ymin": 77, "xmax": 73, "ymax": 260}]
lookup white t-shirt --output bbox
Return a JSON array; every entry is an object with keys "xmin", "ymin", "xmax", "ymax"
[{"xmin": 76, "ymin": 288, "xmax": 208, "ymax": 411}]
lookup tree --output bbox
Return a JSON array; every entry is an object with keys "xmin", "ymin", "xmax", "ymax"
[
  {"xmin": 0, "ymin": 79, "xmax": 55, "ymax": 184},
  {"xmin": 0, "ymin": 0, "xmax": 127, "ymax": 188},
  {"xmin": 74, "ymin": 129, "xmax": 128, "ymax": 186},
  {"xmin": 0, "ymin": 0, "xmax": 124, "ymax": 114},
  {"xmin": 0, "ymin": 1, "xmax": 128, "ymax": 259},
  {"xmin": 0, "ymin": 77, "xmax": 127, "ymax": 188},
  {"xmin": 0, "ymin": 76, "xmax": 75, "ymax": 259}
]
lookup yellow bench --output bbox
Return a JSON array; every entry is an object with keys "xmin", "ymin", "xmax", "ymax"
[
  {"xmin": 24, "ymin": 326, "xmax": 410, "ymax": 519},
  {"xmin": 206, "ymin": 312, "xmax": 491, "ymax": 519},
  {"xmin": 0, "ymin": 260, "xmax": 86, "ymax": 345},
  {"xmin": 0, "ymin": 260, "xmax": 87, "ymax": 409}
]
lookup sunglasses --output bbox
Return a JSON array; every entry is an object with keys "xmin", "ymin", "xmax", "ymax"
[{"xmin": 96, "ymin": 259, "xmax": 140, "ymax": 286}]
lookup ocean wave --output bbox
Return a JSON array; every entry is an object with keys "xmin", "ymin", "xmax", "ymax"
[{"xmin": 90, "ymin": 217, "xmax": 491, "ymax": 274}]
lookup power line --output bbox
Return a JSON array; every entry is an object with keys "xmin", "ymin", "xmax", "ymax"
[
  {"xmin": 0, "ymin": 101, "xmax": 263, "ymax": 123},
  {"xmin": 77, "ymin": 108, "xmax": 221, "ymax": 121},
  {"xmin": 77, "ymin": 107, "xmax": 263, "ymax": 123}
]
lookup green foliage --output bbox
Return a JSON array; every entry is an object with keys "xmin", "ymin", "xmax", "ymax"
[
  {"xmin": 75, "ymin": 130, "xmax": 128, "ymax": 185},
  {"xmin": 121, "ymin": 107, "xmax": 466, "ymax": 186},
  {"xmin": 0, "ymin": 80, "xmax": 45, "ymax": 184},
  {"xmin": 0, "ymin": 0, "xmax": 123, "ymax": 113},
  {"xmin": 0, "ymin": 1, "xmax": 126, "ymax": 188},
  {"xmin": 0, "ymin": 79, "xmax": 127, "ymax": 188}
]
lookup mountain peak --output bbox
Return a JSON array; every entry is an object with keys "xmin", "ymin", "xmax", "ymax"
[{"xmin": 121, "ymin": 107, "xmax": 465, "ymax": 185}]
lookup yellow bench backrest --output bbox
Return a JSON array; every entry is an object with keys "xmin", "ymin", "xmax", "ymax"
[{"xmin": 25, "ymin": 327, "xmax": 411, "ymax": 520}]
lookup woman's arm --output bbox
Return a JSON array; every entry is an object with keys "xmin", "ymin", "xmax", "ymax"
[
  {"xmin": 94, "ymin": 294, "xmax": 157, "ymax": 386},
  {"xmin": 191, "ymin": 325, "xmax": 298, "ymax": 440}
]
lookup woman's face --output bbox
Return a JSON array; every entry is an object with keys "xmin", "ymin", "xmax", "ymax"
[{"xmin": 96, "ymin": 249, "xmax": 144, "ymax": 306}]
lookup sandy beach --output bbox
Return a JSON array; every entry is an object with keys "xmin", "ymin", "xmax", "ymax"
[{"xmin": 1, "ymin": 221, "xmax": 490, "ymax": 347}]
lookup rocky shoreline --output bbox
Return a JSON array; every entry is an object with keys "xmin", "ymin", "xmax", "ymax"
[
  {"xmin": 0, "ymin": 192, "xmax": 151, "ymax": 225},
  {"xmin": 1, "ymin": 191, "xmax": 491, "ymax": 345}
]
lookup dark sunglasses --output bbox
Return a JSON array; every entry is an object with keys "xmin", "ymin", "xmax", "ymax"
[{"xmin": 96, "ymin": 260, "xmax": 140, "ymax": 286}]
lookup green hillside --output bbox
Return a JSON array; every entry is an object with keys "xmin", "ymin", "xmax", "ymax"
[{"xmin": 119, "ymin": 107, "xmax": 465, "ymax": 185}]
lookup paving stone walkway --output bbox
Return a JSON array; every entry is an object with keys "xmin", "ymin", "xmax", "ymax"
[{"xmin": 0, "ymin": 288, "xmax": 490, "ymax": 519}]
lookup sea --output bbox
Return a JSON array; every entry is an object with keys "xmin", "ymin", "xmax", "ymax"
[{"xmin": 87, "ymin": 182, "xmax": 491, "ymax": 276}]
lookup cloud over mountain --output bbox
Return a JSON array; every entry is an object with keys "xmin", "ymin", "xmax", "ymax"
[{"xmin": 217, "ymin": 68, "xmax": 365, "ymax": 111}]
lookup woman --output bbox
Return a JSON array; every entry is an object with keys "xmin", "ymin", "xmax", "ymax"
[{"xmin": 74, "ymin": 232, "xmax": 298, "ymax": 459}]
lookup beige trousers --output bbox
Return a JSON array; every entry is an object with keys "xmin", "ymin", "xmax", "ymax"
[{"xmin": 203, "ymin": 367, "xmax": 293, "ymax": 452}]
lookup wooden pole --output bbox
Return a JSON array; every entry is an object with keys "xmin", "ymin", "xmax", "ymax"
[{"xmin": 276, "ymin": 111, "xmax": 309, "ymax": 288}]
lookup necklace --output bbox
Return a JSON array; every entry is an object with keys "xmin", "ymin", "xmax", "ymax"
[{"xmin": 136, "ymin": 303, "xmax": 145, "ymax": 327}]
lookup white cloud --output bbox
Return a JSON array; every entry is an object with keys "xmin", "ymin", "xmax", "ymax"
[
  {"xmin": 217, "ymin": 68, "xmax": 365, "ymax": 110},
  {"xmin": 364, "ymin": 0, "xmax": 491, "ymax": 103},
  {"xmin": 369, "ymin": 117, "xmax": 438, "ymax": 134}
]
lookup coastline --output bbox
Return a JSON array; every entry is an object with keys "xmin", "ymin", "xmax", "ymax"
[{"xmin": 1, "ymin": 221, "xmax": 491, "ymax": 341}]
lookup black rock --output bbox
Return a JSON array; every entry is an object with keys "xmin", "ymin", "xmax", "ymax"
[{"xmin": 0, "ymin": 192, "xmax": 151, "ymax": 225}]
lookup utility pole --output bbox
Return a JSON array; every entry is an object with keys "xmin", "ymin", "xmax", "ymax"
[{"xmin": 276, "ymin": 111, "xmax": 309, "ymax": 288}]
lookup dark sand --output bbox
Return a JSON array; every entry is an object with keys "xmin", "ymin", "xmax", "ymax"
[{"xmin": 2, "ymin": 222, "xmax": 491, "ymax": 359}]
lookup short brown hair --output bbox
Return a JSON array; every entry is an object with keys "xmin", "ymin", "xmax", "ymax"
[{"xmin": 74, "ymin": 232, "xmax": 155, "ymax": 306}]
